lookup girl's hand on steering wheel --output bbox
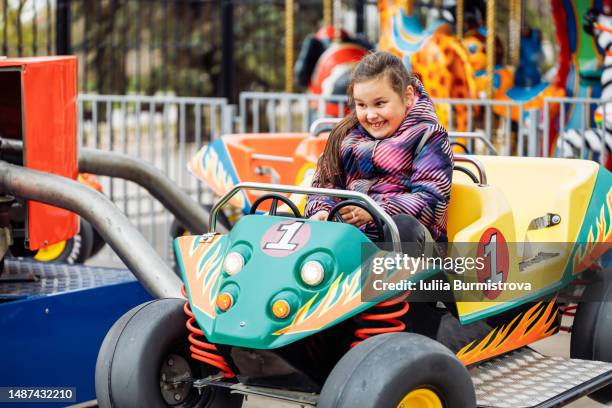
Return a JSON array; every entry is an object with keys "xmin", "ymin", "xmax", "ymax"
[
  {"xmin": 309, "ymin": 210, "xmax": 330, "ymax": 221},
  {"xmin": 339, "ymin": 205, "xmax": 373, "ymax": 227}
]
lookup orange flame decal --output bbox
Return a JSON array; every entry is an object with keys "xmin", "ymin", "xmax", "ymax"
[
  {"xmin": 456, "ymin": 301, "xmax": 558, "ymax": 366},
  {"xmin": 188, "ymin": 146, "xmax": 245, "ymax": 209},
  {"xmin": 175, "ymin": 235, "xmax": 226, "ymax": 319},
  {"xmin": 572, "ymin": 189, "xmax": 612, "ymax": 273},
  {"xmin": 274, "ymin": 271, "xmax": 363, "ymax": 336}
]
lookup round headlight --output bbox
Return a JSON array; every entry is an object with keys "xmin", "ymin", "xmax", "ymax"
[
  {"xmin": 223, "ymin": 252, "xmax": 244, "ymax": 275},
  {"xmin": 300, "ymin": 260, "xmax": 325, "ymax": 286}
]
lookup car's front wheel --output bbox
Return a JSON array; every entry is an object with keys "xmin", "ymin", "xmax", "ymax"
[
  {"xmin": 95, "ymin": 298, "xmax": 243, "ymax": 408},
  {"xmin": 318, "ymin": 332, "xmax": 475, "ymax": 408}
]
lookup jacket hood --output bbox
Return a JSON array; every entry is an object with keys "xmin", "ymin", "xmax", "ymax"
[{"xmin": 402, "ymin": 78, "xmax": 439, "ymax": 128}]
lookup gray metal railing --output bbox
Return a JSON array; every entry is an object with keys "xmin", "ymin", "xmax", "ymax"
[
  {"xmin": 543, "ymin": 96, "xmax": 611, "ymax": 164},
  {"xmin": 77, "ymin": 91, "xmax": 612, "ymax": 267},
  {"xmin": 77, "ymin": 94, "xmax": 232, "ymax": 260},
  {"xmin": 239, "ymin": 92, "xmax": 533, "ymax": 156}
]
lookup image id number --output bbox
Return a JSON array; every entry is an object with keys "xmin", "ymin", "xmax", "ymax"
[{"xmin": 0, "ymin": 387, "xmax": 76, "ymax": 402}]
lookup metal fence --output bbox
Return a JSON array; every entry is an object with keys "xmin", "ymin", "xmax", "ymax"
[
  {"xmin": 543, "ymin": 96, "xmax": 610, "ymax": 165},
  {"xmin": 1, "ymin": 0, "xmax": 377, "ymax": 101},
  {"xmin": 239, "ymin": 92, "xmax": 538, "ymax": 156},
  {"xmin": 80, "ymin": 91, "xmax": 612, "ymax": 265},
  {"xmin": 78, "ymin": 93, "xmax": 230, "ymax": 260}
]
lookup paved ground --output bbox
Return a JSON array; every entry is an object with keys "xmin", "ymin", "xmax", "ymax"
[
  {"xmin": 529, "ymin": 332, "xmax": 606, "ymax": 408},
  {"xmin": 239, "ymin": 330, "xmax": 607, "ymax": 408}
]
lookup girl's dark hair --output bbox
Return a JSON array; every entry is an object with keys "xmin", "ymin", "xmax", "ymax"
[{"xmin": 315, "ymin": 51, "xmax": 417, "ymax": 187}]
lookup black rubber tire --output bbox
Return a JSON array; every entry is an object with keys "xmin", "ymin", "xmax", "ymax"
[
  {"xmin": 74, "ymin": 218, "xmax": 95, "ymax": 264},
  {"xmin": 89, "ymin": 223, "xmax": 106, "ymax": 258},
  {"xmin": 318, "ymin": 332, "xmax": 476, "ymax": 408},
  {"xmin": 95, "ymin": 299, "xmax": 243, "ymax": 408},
  {"xmin": 570, "ymin": 270, "xmax": 612, "ymax": 404},
  {"xmin": 22, "ymin": 218, "xmax": 94, "ymax": 264}
]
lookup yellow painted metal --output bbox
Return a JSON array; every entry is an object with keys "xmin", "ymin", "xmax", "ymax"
[
  {"xmin": 397, "ymin": 388, "xmax": 443, "ymax": 408},
  {"xmin": 456, "ymin": 0, "xmax": 464, "ymax": 39},
  {"xmin": 34, "ymin": 240, "xmax": 67, "ymax": 262},
  {"xmin": 449, "ymin": 156, "xmax": 599, "ymax": 319},
  {"xmin": 324, "ymin": 0, "xmax": 332, "ymax": 27},
  {"xmin": 405, "ymin": 0, "xmax": 413, "ymax": 17},
  {"xmin": 486, "ymin": 0, "xmax": 495, "ymax": 98},
  {"xmin": 509, "ymin": 0, "xmax": 522, "ymax": 66},
  {"xmin": 285, "ymin": 0, "xmax": 294, "ymax": 93},
  {"xmin": 333, "ymin": 0, "xmax": 341, "ymax": 42}
]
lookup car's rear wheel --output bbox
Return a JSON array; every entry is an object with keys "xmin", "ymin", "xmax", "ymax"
[
  {"xmin": 570, "ymin": 269, "xmax": 612, "ymax": 404},
  {"xmin": 32, "ymin": 218, "xmax": 94, "ymax": 264}
]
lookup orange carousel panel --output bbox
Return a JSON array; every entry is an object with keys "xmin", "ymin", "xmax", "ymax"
[{"xmin": 0, "ymin": 57, "xmax": 78, "ymax": 250}]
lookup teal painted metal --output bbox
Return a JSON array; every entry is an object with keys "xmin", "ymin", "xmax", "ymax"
[
  {"xmin": 176, "ymin": 215, "xmax": 440, "ymax": 349},
  {"xmin": 459, "ymin": 165, "xmax": 612, "ymax": 325},
  {"xmin": 564, "ymin": 165, "xmax": 612, "ymax": 279}
]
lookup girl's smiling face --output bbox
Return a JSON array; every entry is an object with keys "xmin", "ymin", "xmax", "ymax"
[{"xmin": 353, "ymin": 76, "xmax": 415, "ymax": 139}]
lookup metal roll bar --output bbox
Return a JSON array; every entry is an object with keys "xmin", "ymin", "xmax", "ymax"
[
  {"xmin": 0, "ymin": 161, "xmax": 181, "ymax": 299},
  {"xmin": 448, "ymin": 131, "xmax": 498, "ymax": 155},
  {"xmin": 454, "ymin": 155, "xmax": 488, "ymax": 186},
  {"xmin": 309, "ymin": 117, "xmax": 342, "ymax": 137},
  {"xmin": 311, "ymin": 120, "xmax": 497, "ymax": 155},
  {"xmin": 1, "ymin": 139, "xmax": 213, "ymax": 234},
  {"xmin": 210, "ymin": 182, "xmax": 403, "ymax": 253},
  {"xmin": 78, "ymin": 148, "xmax": 211, "ymax": 234}
]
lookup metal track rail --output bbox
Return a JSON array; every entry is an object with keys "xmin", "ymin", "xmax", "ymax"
[
  {"xmin": 1, "ymin": 139, "xmax": 212, "ymax": 234},
  {"xmin": 79, "ymin": 148, "xmax": 211, "ymax": 234},
  {"xmin": 0, "ymin": 161, "xmax": 181, "ymax": 299}
]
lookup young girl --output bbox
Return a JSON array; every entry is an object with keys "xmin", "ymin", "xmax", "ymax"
[{"xmin": 305, "ymin": 51, "xmax": 453, "ymax": 246}]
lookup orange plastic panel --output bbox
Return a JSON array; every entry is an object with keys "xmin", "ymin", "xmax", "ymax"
[{"xmin": 0, "ymin": 57, "xmax": 78, "ymax": 250}]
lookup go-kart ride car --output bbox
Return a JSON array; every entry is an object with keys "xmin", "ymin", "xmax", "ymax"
[{"xmin": 96, "ymin": 144, "xmax": 612, "ymax": 407}]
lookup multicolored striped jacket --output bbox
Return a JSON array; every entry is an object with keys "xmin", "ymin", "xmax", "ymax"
[{"xmin": 305, "ymin": 83, "xmax": 453, "ymax": 241}]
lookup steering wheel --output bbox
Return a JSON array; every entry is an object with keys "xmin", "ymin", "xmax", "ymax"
[
  {"xmin": 450, "ymin": 141, "xmax": 471, "ymax": 154},
  {"xmin": 327, "ymin": 200, "xmax": 385, "ymax": 241},
  {"xmin": 453, "ymin": 166, "xmax": 480, "ymax": 184},
  {"xmin": 249, "ymin": 193, "xmax": 301, "ymax": 217}
]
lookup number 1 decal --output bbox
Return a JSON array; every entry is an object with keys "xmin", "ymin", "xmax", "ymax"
[
  {"xmin": 483, "ymin": 233, "xmax": 504, "ymax": 284},
  {"xmin": 264, "ymin": 222, "xmax": 304, "ymax": 250},
  {"xmin": 260, "ymin": 221, "xmax": 311, "ymax": 257},
  {"xmin": 477, "ymin": 228, "xmax": 509, "ymax": 299}
]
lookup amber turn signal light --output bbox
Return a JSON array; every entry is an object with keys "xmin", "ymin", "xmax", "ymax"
[
  {"xmin": 271, "ymin": 299, "xmax": 290, "ymax": 319},
  {"xmin": 216, "ymin": 292, "xmax": 234, "ymax": 312}
]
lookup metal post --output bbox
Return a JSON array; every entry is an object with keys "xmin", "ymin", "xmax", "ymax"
[
  {"xmin": 222, "ymin": 104, "xmax": 236, "ymax": 136},
  {"xmin": 527, "ymin": 109, "xmax": 538, "ymax": 157},
  {"xmin": 56, "ymin": 0, "xmax": 71, "ymax": 54},
  {"xmin": 221, "ymin": 0, "xmax": 234, "ymax": 102},
  {"xmin": 324, "ymin": 0, "xmax": 332, "ymax": 27},
  {"xmin": 543, "ymin": 100, "xmax": 549, "ymax": 157},
  {"xmin": 486, "ymin": 0, "xmax": 495, "ymax": 99},
  {"xmin": 456, "ymin": 0, "xmax": 464, "ymax": 39},
  {"xmin": 79, "ymin": 148, "xmax": 214, "ymax": 235},
  {"xmin": 285, "ymin": 0, "xmax": 295, "ymax": 93},
  {"xmin": 355, "ymin": 0, "xmax": 365, "ymax": 35},
  {"xmin": 0, "ymin": 161, "xmax": 181, "ymax": 299}
]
